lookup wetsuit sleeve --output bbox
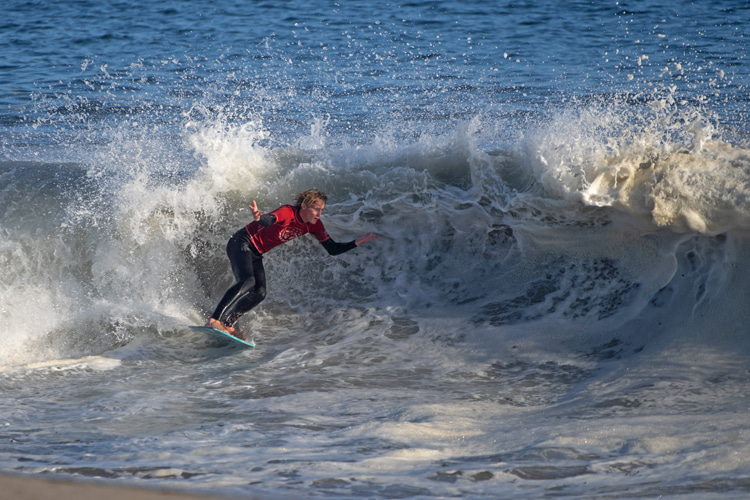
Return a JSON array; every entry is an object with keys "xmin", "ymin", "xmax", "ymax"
[
  {"xmin": 258, "ymin": 213, "xmax": 277, "ymax": 227},
  {"xmin": 320, "ymin": 238, "xmax": 357, "ymax": 256}
]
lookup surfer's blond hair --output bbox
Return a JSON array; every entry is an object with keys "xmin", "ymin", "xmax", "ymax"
[{"xmin": 294, "ymin": 189, "xmax": 328, "ymax": 208}]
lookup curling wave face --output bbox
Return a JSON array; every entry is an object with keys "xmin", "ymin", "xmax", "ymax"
[{"xmin": 2, "ymin": 87, "xmax": 749, "ymax": 366}]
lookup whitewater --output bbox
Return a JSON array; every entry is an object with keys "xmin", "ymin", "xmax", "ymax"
[{"xmin": 2, "ymin": 0, "xmax": 750, "ymax": 498}]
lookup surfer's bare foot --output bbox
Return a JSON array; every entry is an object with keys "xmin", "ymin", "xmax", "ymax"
[
  {"xmin": 206, "ymin": 318, "xmax": 246, "ymax": 341},
  {"xmin": 206, "ymin": 318, "xmax": 229, "ymax": 332}
]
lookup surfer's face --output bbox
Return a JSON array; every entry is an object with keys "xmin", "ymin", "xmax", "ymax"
[{"xmin": 300, "ymin": 200, "xmax": 325, "ymax": 224}]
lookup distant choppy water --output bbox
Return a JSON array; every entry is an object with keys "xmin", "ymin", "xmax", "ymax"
[{"xmin": 2, "ymin": 1, "xmax": 750, "ymax": 498}]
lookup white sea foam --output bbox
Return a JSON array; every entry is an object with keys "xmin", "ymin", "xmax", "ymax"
[{"xmin": 0, "ymin": 355, "xmax": 121, "ymax": 374}]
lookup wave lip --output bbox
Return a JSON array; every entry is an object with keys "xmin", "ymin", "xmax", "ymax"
[{"xmin": 526, "ymin": 96, "xmax": 750, "ymax": 236}]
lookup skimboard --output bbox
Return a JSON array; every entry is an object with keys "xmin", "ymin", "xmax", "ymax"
[{"xmin": 189, "ymin": 326, "xmax": 255, "ymax": 348}]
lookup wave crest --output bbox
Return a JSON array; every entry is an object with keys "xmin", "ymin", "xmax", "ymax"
[{"xmin": 524, "ymin": 93, "xmax": 750, "ymax": 235}]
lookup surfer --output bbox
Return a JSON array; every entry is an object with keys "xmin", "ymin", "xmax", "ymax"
[{"xmin": 205, "ymin": 189, "xmax": 378, "ymax": 339}]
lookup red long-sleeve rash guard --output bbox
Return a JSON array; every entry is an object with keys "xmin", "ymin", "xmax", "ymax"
[{"xmin": 244, "ymin": 205, "xmax": 356, "ymax": 256}]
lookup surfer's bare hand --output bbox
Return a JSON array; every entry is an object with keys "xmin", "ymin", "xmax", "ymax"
[
  {"xmin": 250, "ymin": 200, "xmax": 265, "ymax": 221},
  {"xmin": 355, "ymin": 232, "xmax": 379, "ymax": 246}
]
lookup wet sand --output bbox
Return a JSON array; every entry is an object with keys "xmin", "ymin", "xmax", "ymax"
[{"xmin": 0, "ymin": 474, "xmax": 254, "ymax": 500}]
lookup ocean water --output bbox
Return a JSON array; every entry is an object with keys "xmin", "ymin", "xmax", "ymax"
[{"xmin": 2, "ymin": 0, "xmax": 750, "ymax": 498}]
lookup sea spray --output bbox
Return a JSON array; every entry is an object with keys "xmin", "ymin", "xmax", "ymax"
[{"xmin": 522, "ymin": 92, "xmax": 750, "ymax": 236}]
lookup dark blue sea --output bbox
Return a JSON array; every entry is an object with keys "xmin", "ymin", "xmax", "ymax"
[{"xmin": 2, "ymin": 1, "xmax": 750, "ymax": 498}]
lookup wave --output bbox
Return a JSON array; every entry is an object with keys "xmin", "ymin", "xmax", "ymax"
[{"xmin": 2, "ymin": 90, "xmax": 749, "ymax": 366}]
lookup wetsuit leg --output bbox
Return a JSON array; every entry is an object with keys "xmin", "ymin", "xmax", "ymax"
[
  {"xmin": 210, "ymin": 230, "xmax": 267, "ymax": 326},
  {"xmin": 225, "ymin": 256, "xmax": 266, "ymax": 326}
]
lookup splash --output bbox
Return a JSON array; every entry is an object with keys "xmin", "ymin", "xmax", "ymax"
[{"xmin": 524, "ymin": 91, "xmax": 750, "ymax": 235}]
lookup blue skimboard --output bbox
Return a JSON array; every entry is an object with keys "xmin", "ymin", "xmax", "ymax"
[{"xmin": 190, "ymin": 326, "xmax": 255, "ymax": 348}]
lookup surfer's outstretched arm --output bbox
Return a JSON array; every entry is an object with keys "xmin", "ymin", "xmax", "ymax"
[{"xmin": 320, "ymin": 232, "xmax": 379, "ymax": 256}]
